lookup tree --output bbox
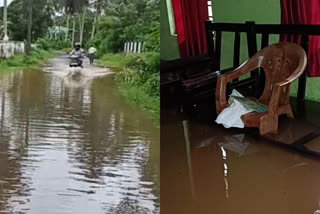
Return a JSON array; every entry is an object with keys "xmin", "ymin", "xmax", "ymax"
[
  {"xmin": 63, "ymin": 0, "xmax": 88, "ymax": 46},
  {"xmin": 26, "ymin": 0, "xmax": 33, "ymax": 55},
  {"xmin": 71, "ymin": 16, "xmax": 76, "ymax": 46},
  {"xmin": 90, "ymin": 0, "xmax": 103, "ymax": 40},
  {"xmin": 90, "ymin": 0, "xmax": 160, "ymax": 53},
  {"xmin": 78, "ymin": 8, "xmax": 86, "ymax": 44},
  {"xmin": 65, "ymin": 14, "xmax": 70, "ymax": 41},
  {"xmin": 7, "ymin": 0, "xmax": 54, "ymax": 42},
  {"xmin": 3, "ymin": 0, "xmax": 8, "ymax": 40},
  {"xmin": 3, "ymin": 0, "xmax": 159, "ymax": 53}
]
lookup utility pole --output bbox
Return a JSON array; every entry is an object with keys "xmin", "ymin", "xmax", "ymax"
[{"xmin": 3, "ymin": 0, "xmax": 9, "ymax": 41}]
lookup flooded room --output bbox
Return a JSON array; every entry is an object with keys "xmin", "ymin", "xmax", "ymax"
[{"xmin": 161, "ymin": 0, "xmax": 320, "ymax": 213}]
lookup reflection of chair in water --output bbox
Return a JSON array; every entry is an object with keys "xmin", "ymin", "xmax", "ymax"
[
  {"xmin": 182, "ymin": 120, "xmax": 197, "ymax": 200},
  {"xmin": 216, "ymin": 42, "xmax": 307, "ymax": 135},
  {"xmin": 182, "ymin": 120, "xmax": 258, "ymax": 200}
]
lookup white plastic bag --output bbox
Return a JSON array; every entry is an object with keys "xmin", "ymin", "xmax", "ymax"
[{"xmin": 215, "ymin": 89, "xmax": 253, "ymax": 128}]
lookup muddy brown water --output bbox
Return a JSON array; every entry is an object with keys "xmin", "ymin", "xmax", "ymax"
[
  {"xmin": 161, "ymin": 108, "xmax": 320, "ymax": 214},
  {"xmin": 0, "ymin": 56, "xmax": 159, "ymax": 213}
]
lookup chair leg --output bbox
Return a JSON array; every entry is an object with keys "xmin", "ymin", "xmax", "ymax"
[
  {"xmin": 283, "ymin": 104, "xmax": 294, "ymax": 119},
  {"xmin": 259, "ymin": 115, "xmax": 278, "ymax": 135},
  {"xmin": 286, "ymin": 109, "xmax": 294, "ymax": 118}
]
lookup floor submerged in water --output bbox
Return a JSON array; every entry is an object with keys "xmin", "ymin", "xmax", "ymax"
[{"xmin": 161, "ymin": 103, "xmax": 320, "ymax": 214}]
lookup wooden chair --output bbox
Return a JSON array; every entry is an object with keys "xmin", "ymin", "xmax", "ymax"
[{"xmin": 215, "ymin": 42, "xmax": 307, "ymax": 135}]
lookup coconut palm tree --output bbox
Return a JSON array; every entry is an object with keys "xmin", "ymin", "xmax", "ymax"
[
  {"xmin": 26, "ymin": 0, "xmax": 33, "ymax": 55},
  {"xmin": 49, "ymin": 0, "xmax": 88, "ymax": 45},
  {"xmin": 90, "ymin": 0, "xmax": 103, "ymax": 40},
  {"xmin": 3, "ymin": 0, "xmax": 8, "ymax": 40},
  {"xmin": 63, "ymin": 0, "xmax": 88, "ymax": 46}
]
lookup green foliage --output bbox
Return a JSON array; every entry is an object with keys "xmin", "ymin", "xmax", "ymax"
[
  {"xmin": 3, "ymin": 0, "xmax": 159, "ymax": 56},
  {"xmin": 125, "ymin": 52, "xmax": 160, "ymax": 73},
  {"xmin": 0, "ymin": 49, "xmax": 54, "ymax": 69},
  {"xmin": 99, "ymin": 54, "xmax": 129, "ymax": 68},
  {"xmin": 89, "ymin": 0, "xmax": 162, "ymax": 118},
  {"xmin": 144, "ymin": 27, "xmax": 160, "ymax": 52},
  {"xmin": 91, "ymin": 0, "xmax": 160, "ymax": 54},
  {"xmin": 99, "ymin": 52, "xmax": 160, "ymax": 71},
  {"xmin": 36, "ymin": 37, "xmax": 71, "ymax": 51},
  {"xmin": 36, "ymin": 38, "xmax": 51, "ymax": 50},
  {"xmin": 143, "ymin": 73, "xmax": 160, "ymax": 97},
  {"xmin": 61, "ymin": 47, "xmax": 73, "ymax": 54},
  {"xmin": 99, "ymin": 52, "xmax": 159, "ymax": 116},
  {"xmin": 6, "ymin": 0, "xmax": 54, "ymax": 42},
  {"xmin": 119, "ymin": 85, "xmax": 160, "ymax": 118},
  {"xmin": 64, "ymin": 0, "xmax": 89, "ymax": 15}
]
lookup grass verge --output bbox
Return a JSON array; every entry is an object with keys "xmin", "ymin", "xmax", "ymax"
[
  {"xmin": 97, "ymin": 53, "xmax": 160, "ymax": 122},
  {"xmin": 97, "ymin": 54, "xmax": 129, "ymax": 69},
  {"xmin": 119, "ymin": 85, "xmax": 160, "ymax": 121},
  {"xmin": 0, "ymin": 49, "xmax": 55, "ymax": 70}
]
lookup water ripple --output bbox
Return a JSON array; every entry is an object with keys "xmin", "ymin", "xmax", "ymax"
[{"xmin": 0, "ymin": 69, "xmax": 159, "ymax": 213}]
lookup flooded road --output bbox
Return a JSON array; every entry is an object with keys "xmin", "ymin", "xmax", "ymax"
[
  {"xmin": 161, "ymin": 109, "xmax": 320, "ymax": 214},
  {"xmin": 0, "ymin": 55, "xmax": 160, "ymax": 213}
]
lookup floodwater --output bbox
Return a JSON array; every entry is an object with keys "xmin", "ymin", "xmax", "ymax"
[
  {"xmin": 0, "ymin": 55, "xmax": 160, "ymax": 213},
  {"xmin": 161, "ymin": 108, "xmax": 320, "ymax": 214}
]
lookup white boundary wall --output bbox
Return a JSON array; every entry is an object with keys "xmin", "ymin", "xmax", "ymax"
[{"xmin": 0, "ymin": 41, "xmax": 25, "ymax": 58}]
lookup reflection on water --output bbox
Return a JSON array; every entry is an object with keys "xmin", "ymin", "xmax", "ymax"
[
  {"xmin": 0, "ymin": 69, "xmax": 159, "ymax": 213},
  {"xmin": 161, "ymin": 109, "xmax": 320, "ymax": 214}
]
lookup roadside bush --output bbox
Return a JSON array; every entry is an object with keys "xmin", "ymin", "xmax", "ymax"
[
  {"xmin": 143, "ymin": 73, "xmax": 159, "ymax": 97},
  {"xmin": 97, "ymin": 51, "xmax": 159, "ymax": 118},
  {"xmin": 114, "ymin": 52, "xmax": 159, "ymax": 98},
  {"xmin": 143, "ymin": 27, "xmax": 160, "ymax": 52},
  {"xmin": 36, "ymin": 37, "xmax": 71, "ymax": 51},
  {"xmin": 0, "ymin": 49, "xmax": 54, "ymax": 68},
  {"xmin": 36, "ymin": 38, "xmax": 51, "ymax": 50}
]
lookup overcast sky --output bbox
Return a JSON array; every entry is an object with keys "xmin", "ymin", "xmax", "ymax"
[{"xmin": 0, "ymin": 0, "xmax": 14, "ymax": 8}]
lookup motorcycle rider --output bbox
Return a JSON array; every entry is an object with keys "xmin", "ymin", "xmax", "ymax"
[{"xmin": 69, "ymin": 42, "xmax": 84, "ymax": 67}]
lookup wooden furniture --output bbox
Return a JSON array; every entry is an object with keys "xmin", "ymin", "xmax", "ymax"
[
  {"xmin": 205, "ymin": 21, "xmax": 320, "ymax": 111},
  {"xmin": 215, "ymin": 42, "xmax": 307, "ymax": 135},
  {"xmin": 161, "ymin": 21, "xmax": 320, "ymax": 117},
  {"xmin": 160, "ymin": 55, "xmax": 211, "ymax": 87},
  {"xmin": 160, "ymin": 55, "xmax": 214, "ymax": 112}
]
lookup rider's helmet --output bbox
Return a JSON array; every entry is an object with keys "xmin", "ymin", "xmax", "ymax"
[{"xmin": 75, "ymin": 42, "xmax": 81, "ymax": 50}]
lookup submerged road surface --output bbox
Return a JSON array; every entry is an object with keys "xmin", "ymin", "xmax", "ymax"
[{"xmin": 0, "ymin": 54, "xmax": 160, "ymax": 213}]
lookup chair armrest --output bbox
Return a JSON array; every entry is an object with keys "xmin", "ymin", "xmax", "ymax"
[
  {"xmin": 215, "ymin": 55, "xmax": 262, "ymax": 114},
  {"xmin": 215, "ymin": 75, "xmax": 228, "ymax": 114},
  {"xmin": 267, "ymin": 84, "xmax": 284, "ymax": 115},
  {"xmin": 268, "ymin": 75, "xmax": 299, "ymax": 115}
]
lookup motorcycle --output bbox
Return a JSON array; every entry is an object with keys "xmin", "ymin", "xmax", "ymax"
[
  {"xmin": 68, "ymin": 54, "xmax": 84, "ymax": 81},
  {"xmin": 69, "ymin": 54, "xmax": 83, "ymax": 68}
]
